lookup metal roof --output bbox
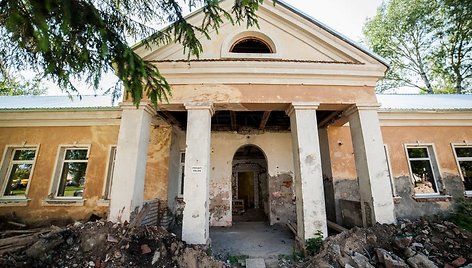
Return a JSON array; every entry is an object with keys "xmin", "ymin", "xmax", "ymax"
[
  {"xmin": 377, "ymin": 94, "xmax": 472, "ymax": 111},
  {"xmin": 0, "ymin": 95, "xmax": 117, "ymax": 110}
]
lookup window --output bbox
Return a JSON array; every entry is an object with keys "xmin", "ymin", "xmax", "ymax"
[
  {"xmin": 406, "ymin": 145, "xmax": 441, "ymax": 195},
  {"xmin": 52, "ymin": 146, "xmax": 89, "ymax": 198},
  {"xmin": 0, "ymin": 147, "xmax": 38, "ymax": 198},
  {"xmin": 178, "ymin": 152, "xmax": 185, "ymax": 197},
  {"xmin": 102, "ymin": 146, "xmax": 117, "ymax": 200},
  {"xmin": 230, "ymin": 37, "xmax": 273, "ymax": 53},
  {"xmin": 453, "ymin": 146, "xmax": 472, "ymax": 194}
]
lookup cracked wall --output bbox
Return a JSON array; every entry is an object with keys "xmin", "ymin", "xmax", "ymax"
[
  {"xmin": 327, "ymin": 125, "xmax": 472, "ymax": 225},
  {"xmin": 209, "ymin": 131, "xmax": 294, "ymax": 226}
]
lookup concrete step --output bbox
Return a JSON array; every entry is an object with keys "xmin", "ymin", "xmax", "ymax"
[{"xmin": 246, "ymin": 258, "xmax": 266, "ymax": 268}]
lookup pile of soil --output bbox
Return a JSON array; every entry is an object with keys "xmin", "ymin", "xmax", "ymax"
[
  {"xmin": 305, "ymin": 218, "xmax": 472, "ymax": 268},
  {"xmin": 0, "ymin": 219, "xmax": 222, "ymax": 268}
]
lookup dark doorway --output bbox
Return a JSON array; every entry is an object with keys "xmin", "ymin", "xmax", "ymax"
[{"xmin": 232, "ymin": 145, "xmax": 268, "ymax": 222}]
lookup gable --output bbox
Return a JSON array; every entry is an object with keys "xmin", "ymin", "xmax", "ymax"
[{"xmin": 133, "ymin": 0, "xmax": 388, "ymax": 86}]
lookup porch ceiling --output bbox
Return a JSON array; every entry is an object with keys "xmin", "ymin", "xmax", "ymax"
[{"xmin": 157, "ymin": 110, "xmax": 341, "ymax": 131}]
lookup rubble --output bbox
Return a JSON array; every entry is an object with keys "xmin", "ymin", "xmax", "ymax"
[
  {"xmin": 305, "ymin": 218, "xmax": 472, "ymax": 268},
  {"xmin": 0, "ymin": 219, "xmax": 223, "ymax": 268},
  {"xmin": 0, "ymin": 215, "xmax": 470, "ymax": 267}
]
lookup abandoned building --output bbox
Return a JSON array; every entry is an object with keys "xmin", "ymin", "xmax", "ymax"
[{"xmin": 0, "ymin": 0, "xmax": 471, "ymax": 246}]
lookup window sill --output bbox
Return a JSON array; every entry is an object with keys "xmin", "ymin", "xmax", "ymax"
[
  {"xmin": 42, "ymin": 198, "xmax": 85, "ymax": 206},
  {"xmin": 413, "ymin": 194, "xmax": 452, "ymax": 202},
  {"xmin": 97, "ymin": 199, "xmax": 110, "ymax": 207},
  {"xmin": 0, "ymin": 198, "xmax": 30, "ymax": 207}
]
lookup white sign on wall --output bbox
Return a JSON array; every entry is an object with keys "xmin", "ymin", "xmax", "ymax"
[{"xmin": 191, "ymin": 166, "xmax": 204, "ymax": 173}]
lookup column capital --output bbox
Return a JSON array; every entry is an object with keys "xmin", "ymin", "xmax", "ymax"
[
  {"xmin": 119, "ymin": 101, "xmax": 157, "ymax": 115},
  {"xmin": 185, "ymin": 102, "xmax": 215, "ymax": 116},
  {"xmin": 343, "ymin": 103, "xmax": 380, "ymax": 118},
  {"xmin": 285, "ymin": 102, "xmax": 320, "ymax": 116}
]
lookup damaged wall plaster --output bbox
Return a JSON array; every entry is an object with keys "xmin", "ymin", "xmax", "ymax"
[{"xmin": 209, "ymin": 131, "xmax": 295, "ymax": 226}]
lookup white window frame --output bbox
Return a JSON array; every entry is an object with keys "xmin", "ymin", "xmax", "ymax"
[
  {"xmin": 49, "ymin": 144, "xmax": 90, "ymax": 200},
  {"xmin": 451, "ymin": 143, "xmax": 472, "ymax": 196},
  {"xmin": 0, "ymin": 145, "xmax": 39, "ymax": 200},
  {"xmin": 404, "ymin": 143, "xmax": 442, "ymax": 196},
  {"xmin": 177, "ymin": 151, "xmax": 185, "ymax": 198},
  {"xmin": 101, "ymin": 145, "xmax": 117, "ymax": 200},
  {"xmin": 384, "ymin": 145, "xmax": 398, "ymax": 197}
]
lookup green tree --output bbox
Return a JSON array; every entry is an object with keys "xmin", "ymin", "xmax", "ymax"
[
  {"xmin": 433, "ymin": 0, "xmax": 472, "ymax": 93},
  {"xmin": 363, "ymin": 0, "xmax": 439, "ymax": 93},
  {"xmin": 0, "ymin": 0, "xmax": 263, "ymax": 106},
  {"xmin": 363, "ymin": 0, "xmax": 471, "ymax": 93},
  {"xmin": 0, "ymin": 61, "xmax": 47, "ymax": 95}
]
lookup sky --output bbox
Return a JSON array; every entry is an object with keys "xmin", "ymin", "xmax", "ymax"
[{"xmin": 45, "ymin": 0, "xmax": 384, "ymax": 95}]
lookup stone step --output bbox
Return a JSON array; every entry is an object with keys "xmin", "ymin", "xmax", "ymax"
[{"xmin": 246, "ymin": 258, "xmax": 266, "ymax": 268}]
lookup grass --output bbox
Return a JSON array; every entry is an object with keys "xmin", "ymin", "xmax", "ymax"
[
  {"xmin": 227, "ymin": 255, "xmax": 248, "ymax": 266},
  {"xmin": 63, "ymin": 186, "xmax": 83, "ymax": 197}
]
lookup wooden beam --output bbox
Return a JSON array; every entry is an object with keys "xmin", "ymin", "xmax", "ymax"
[
  {"xmin": 318, "ymin": 111, "xmax": 342, "ymax": 128},
  {"xmin": 258, "ymin": 111, "xmax": 271, "ymax": 130},
  {"xmin": 327, "ymin": 220, "xmax": 348, "ymax": 233},
  {"xmin": 161, "ymin": 111, "xmax": 183, "ymax": 129},
  {"xmin": 230, "ymin": 111, "xmax": 237, "ymax": 131}
]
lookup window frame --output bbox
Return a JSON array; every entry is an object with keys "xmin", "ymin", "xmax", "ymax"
[
  {"xmin": 102, "ymin": 145, "xmax": 117, "ymax": 200},
  {"xmin": 177, "ymin": 151, "xmax": 185, "ymax": 198},
  {"xmin": 384, "ymin": 144, "xmax": 398, "ymax": 197},
  {"xmin": 451, "ymin": 143, "xmax": 472, "ymax": 196},
  {"xmin": 404, "ymin": 143, "xmax": 442, "ymax": 196},
  {"xmin": 0, "ymin": 145, "xmax": 39, "ymax": 200},
  {"xmin": 49, "ymin": 144, "xmax": 91, "ymax": 200}
]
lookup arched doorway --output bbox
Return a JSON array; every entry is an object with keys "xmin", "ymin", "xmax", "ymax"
[{"xmin": 231, "ymin": 145, "xmax": 268, "ymax": 222}]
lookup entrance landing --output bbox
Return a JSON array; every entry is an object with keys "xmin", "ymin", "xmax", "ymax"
[{"xmin": 210, "ymin": 222, "xmax": 294, "ymax": 259}]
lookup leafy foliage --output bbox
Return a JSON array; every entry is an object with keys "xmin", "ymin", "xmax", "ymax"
[
  {"xmin": 0, "ymin": 0, "xmax": 263, "ymax": 106},
  {"xmin": 0, "ymin": 63, "xmax": 46, "ymax": 95},
  {"xmin": 364, "ymin": 0, "xmax": 471, "ymax": 93},
  {"xmin": 448, "ymin": 199, "xmax": 472, "ymax": 232},
  {"xmin": 305, "ymin": 230, "xmax": 323, "ymax": 256}
]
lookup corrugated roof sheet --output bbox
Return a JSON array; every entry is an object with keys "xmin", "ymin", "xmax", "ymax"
[
  {"xmin": 377, "ymin": 94, "xmax": 472, "ymax": 110},
  {"xmin": 0, "ymin": 95, "xmax": 117, "ymax": 110}
]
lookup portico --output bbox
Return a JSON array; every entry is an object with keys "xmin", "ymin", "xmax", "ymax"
[{"xmin": 108, "ymin": 0, "xmax": 397, "ymax": 245}]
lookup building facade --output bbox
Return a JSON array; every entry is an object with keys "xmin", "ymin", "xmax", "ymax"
[{"xmin": 1, "ymin": 0, "xmax": 471, "ymax": 245}]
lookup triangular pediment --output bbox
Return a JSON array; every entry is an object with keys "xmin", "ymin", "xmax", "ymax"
[{"xmin": 134, "ymin": 0, "xmax": 386, "ymax": 67}]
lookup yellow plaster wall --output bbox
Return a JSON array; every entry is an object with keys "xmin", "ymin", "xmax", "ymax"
[
  {"xmin": 381, "ymin": 126, "xmax": 472, "ymax": 178},
  {"xmin": 143, "ymin": 125, "xmax": 172, "ymax": 201},
  {"xmin": 0, "ymin": 125, "xmax": 119, "ymax": 222},
  {"xmin": 328, "ymin": 125, "xmax": 472, "ymax": 180}
]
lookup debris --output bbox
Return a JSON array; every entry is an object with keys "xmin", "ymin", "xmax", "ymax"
[
  {"xmin": 0, "ymin": 218, "xmax": 222, "ymax": 268},
  {"xmin": 305, "ymin": 218, "xmax": 471, "ymax": 268},
  {"xmin": 7, "ymin": 221, "xmax": 27, "ymax": 228},
  {"xmin": 140, "ymin": 244, "xmax": 151, "ymax": 254}
]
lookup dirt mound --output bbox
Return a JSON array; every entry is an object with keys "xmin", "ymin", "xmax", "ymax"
[
  {"xmin": 0, "ymin": 220, "xmax": 222, "ymax": 268},
  {"xmin": 306, "ymin": 218, "xmax": 472, "ymax": 268}
]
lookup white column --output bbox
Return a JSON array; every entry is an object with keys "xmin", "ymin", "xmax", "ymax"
[
  {"xmin": 345, "ymin": 105, "xmax": 396, "ymax": 225},
  {"xmin": 109, "ymin": 102, "xmax": 154, "ymax": 222},
  {"xmin": 182, "ymin": 103, "xmax": 214, "ymax": 244},
  {"xmin": 287, "ymin": 103, "xmax": 328, "ymax": 241}
]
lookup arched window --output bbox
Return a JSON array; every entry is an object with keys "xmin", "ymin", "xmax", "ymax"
[{"xmin": 230, "ymin": 37, "xmax": 273, "ymax": 53}]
